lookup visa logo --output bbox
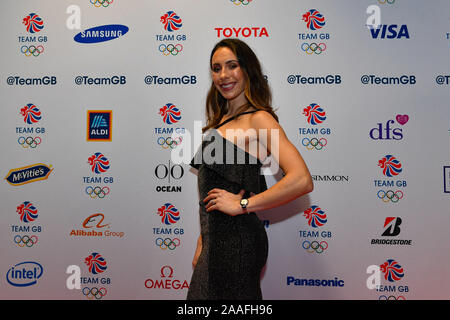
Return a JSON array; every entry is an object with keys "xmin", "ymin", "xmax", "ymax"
[{"xmin": 370, "ymin": 24, "xmax": 410, "ymax": 39}]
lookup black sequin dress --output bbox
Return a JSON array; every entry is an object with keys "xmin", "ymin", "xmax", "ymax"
[{"xmin": 187, "ymin": 110, "xmax": 268, "ymax": 300}]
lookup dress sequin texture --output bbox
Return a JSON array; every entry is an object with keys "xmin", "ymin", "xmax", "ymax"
[{"xmin": 187, "ymin": 111, "xmax": 268, "ymax": 300}]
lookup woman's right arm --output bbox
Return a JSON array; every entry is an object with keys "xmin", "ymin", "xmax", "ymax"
[{"xmin": 192, "ymin": 235, "xmax": 202, "ymax": 268}]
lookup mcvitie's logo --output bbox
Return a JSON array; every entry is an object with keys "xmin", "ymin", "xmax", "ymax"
[{"xmin": 5, "ymin": 163, "xmax": 53, "ymax": 186}]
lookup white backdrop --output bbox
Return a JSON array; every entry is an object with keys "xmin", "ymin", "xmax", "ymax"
[{"xmin": 1, "ymin": 0, "xmax": 449, "ymax": 300}]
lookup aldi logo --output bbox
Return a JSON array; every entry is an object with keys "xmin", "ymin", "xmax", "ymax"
[{"xmin": 87, "ymin": 110, "xmax": 112, "ymax": 141}]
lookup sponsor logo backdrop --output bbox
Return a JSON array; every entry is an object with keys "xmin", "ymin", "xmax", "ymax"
[{"xmin": 1, "ymin": 0, "xmax": 449, "ymax": 300}]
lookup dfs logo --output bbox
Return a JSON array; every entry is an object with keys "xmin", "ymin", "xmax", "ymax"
[{"xmin": 370, "ymin": 115, "xmax": 409, "ymax": 141}]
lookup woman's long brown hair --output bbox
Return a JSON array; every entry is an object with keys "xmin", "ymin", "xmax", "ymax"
[{"xmin": 202, "ymin": 38, "xmax": 278, "ymax": 133}]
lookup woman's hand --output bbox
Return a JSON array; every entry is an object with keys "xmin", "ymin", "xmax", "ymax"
[{"xmin": 203, "ymin": 188, "xmax": 246, "ymax": 216}]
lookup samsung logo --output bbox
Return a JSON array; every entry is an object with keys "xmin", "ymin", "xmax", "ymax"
[{"xmin": 74, "ymin": 24, "xmax": 129, "ymax": 43}]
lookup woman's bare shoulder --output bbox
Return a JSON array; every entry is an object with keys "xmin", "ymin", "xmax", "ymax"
[{"xmin": 249, "ymin": 109, "xmax": 280, "ymax": 130}]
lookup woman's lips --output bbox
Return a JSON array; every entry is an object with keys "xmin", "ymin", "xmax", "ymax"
[{"xmin": 220, "ymin": 82, "xmax": 236, "ymax": 92}]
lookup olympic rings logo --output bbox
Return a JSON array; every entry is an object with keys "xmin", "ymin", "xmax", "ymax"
[
  {"xmin": 20, "ymin": 45, "xmax": 44, "ymax": 57},
  {"xmin": 156, "ymin": 237, "xmax": 180, "ymax": 250},
  {"xmin": 378, "ymin": 0, "xmax": 395, "ymax": 4},
  {"xmin": 159, "ymin": 44, "xmax": 183, "ymax": 56},
  {"xmin": 18, "ymin": 136, "xmax": 41, "ymax": 148},
  {"xmin": 379, "ymin": 295, "xmax": 405, "ymax": 300},
  {"xmin": 90, "ymin": 0, "xmax": 113, "ymax": 7},
  {"xmin": 377, "ymin": 190, "xmax": 403, "ymax": 203},
  {"xmin": 82, "ymin": 287, "xmax": 107, "ymax": 299},
  {"xmin": 157, "ymin": 136, "xmax": 183, "ymax": 149},
  {"xmin": 301, "ymin": 42, "xmax": 326, "ymax": 55},
  {"xmin": 302, "ymin": 240, "xmax": 328, "ymax": 253},
  {"xmin": 302, "ymin": 137, "xmax": 327, "ymax": 150},
  {"xmin": 14, "ymin": 235, "xmax": 38, "ymax": 247},
  {"xmin": 85, "ymin": 186, "xmax": 110, "ymax": 199},
  {"xmin": 230, "ymin": 0, "xmax": 252, "ymax": 5}
]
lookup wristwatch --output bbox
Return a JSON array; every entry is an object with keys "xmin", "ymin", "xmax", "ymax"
[{"xmin": 240, "ymin": 198, "xmax": 249, "ymax": 213}]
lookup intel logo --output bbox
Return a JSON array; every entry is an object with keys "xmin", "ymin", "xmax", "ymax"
[
  {"xmin": 74, "ymin": 24, "xmax": 129, "ymax": 43},
  {"xmin": 6, "ymin": 261, "xmax": 43, "ymax": 287}
]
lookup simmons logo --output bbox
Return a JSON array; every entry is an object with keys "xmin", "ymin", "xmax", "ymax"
[
  {"xmin": 23, "ymin": 13, "xmax": 44, "ymax": 33},
  {"xmin": 157, "ymin": 203, "xmax": 180, "ymax": 225},
  {"xmin": 74, "ymin": 25, "xmax": 129, "ymax": 43},
  {"xmin": 6, "ymin": 261, "xmax": 43, "ymax": 287},
  {"xmin": 380, "ymin": 259, "xmax": 404, "ymax": 282},
  {"xmin": 87, "ymin": 153, "xmax": 110, "ymax": 174},
  {"xmin": 378, "ymin": 155, "xmax": 402, "ymax": 177},
  {"xmin": 303, "ymin": 205, "xmax": 327, "ymax": 228},
  {"xmin": 160, "ymin": 11, "xmax": 182, "ymax": 32}
]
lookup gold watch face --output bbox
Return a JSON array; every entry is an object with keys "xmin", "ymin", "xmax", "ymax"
[{"xmin": 241, "ymin": 199, "xmax": 248, "ymax": 207}]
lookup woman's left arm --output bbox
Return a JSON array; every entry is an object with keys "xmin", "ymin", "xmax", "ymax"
[
  {"xmin": 204, "ymin": 111, "xmax": 313, "ymax": 215},
  {"xmin": 243, "ymin": 110, "xmax": 313, "ymax": 213}
]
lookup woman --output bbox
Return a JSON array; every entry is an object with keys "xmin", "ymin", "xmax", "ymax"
[{"xmin": 187, "ymin": 38, "xmax": 313, "ymax": 300}]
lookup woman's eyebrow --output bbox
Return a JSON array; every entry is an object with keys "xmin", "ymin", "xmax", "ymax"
[{"xmin": 212, "ymin": 59, "xmax": 239, "ymax": 66}]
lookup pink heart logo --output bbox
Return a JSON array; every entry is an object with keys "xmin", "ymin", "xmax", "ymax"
[{"xmin": 396, "ymin": 114, "xmax": 409, "ymax": 125}]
